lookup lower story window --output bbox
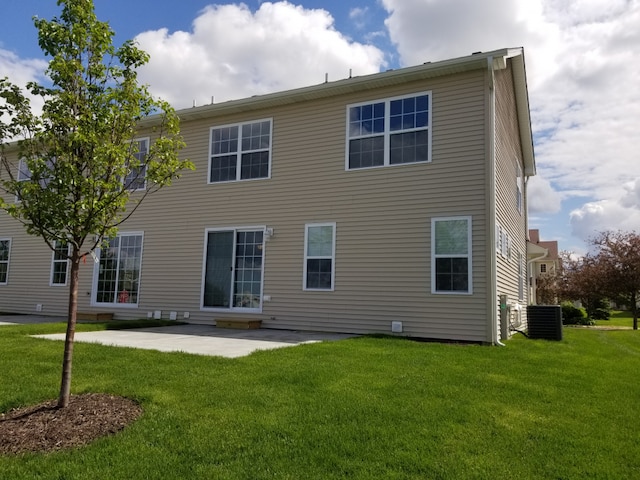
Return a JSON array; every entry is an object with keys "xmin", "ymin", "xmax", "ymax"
[
  {"xmin": 304, "ymin": 223, "xmax": 336, "ymax": 290},
  {"xmin": 0, "ymin": 238, "xmax": 10, "ymax": 284},
  {"xmin": 432, "ymin": 216, "xmax": 472, "ymax": 294},
  {"xmin": 94, "ymin": 233, "xmax": 143, "ymax": 305},
  {"xmin": 50, "ymin": 241, "xmax": 70, "ymax": 286},
  {"xmin": 202, "ymin": 228, "xmax": 264, "ymax": 310}
]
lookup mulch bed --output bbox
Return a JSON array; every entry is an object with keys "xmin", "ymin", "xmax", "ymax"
[{"xmin": 0, "ymin": 393, "xmax": 142, "ymax": 455}]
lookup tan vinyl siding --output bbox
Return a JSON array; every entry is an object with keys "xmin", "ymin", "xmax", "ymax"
[
  {"xmin": 0, "ymin": 67, "xmax": 492, "ymax": 342},
  {"xmin": 0, "ymin": 219, "xmax": 72, "ymax": 315},
  {"xmin": 494, "ymin": 61, "xmax": 529, "ymax": 334}
]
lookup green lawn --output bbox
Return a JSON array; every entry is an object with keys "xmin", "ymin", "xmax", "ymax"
[
  {"xmin": 1, "ymin": 322, "xmax": 639, "ymax": 479},
  {"xmin": 595, "ymin": 310, "xmax": 636, "ymax": 327}
]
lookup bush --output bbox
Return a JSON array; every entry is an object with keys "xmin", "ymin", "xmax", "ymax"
[
  {"xmin": 561, "ymin": 302, "xmax": 594, "ymax": 325},
  {"xmin": 587, "ymin": 298, "xmax": 611, "ymax": 320}
]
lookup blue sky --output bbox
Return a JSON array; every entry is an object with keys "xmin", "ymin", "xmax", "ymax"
[{"xmin": 2, "ymin": 0, "xmax": 639, "ymax": 254}]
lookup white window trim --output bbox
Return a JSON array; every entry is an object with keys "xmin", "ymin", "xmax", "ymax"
[
  {"xmin": 0, "ymin": 238, "xmax": 11, "ymax": 285},
  {"xmin": 431, "ymin": 216, "xmax": 473, "ymax": 295},
  {"xmin": 303, "ymin": 222, "xmax": 336, "ymax": 292},
  {"xmin": 125, "ymin": 137, "xmax": 149, "ymax": 191},
  {"xmin": 208, "ymin": 118, "xmax": 273, "ymax": 184},
  {"xmin": 91, "ymin": 231, "xmax": 144, "ymax": 308},
  {"xmin": 345, "ymin": 91, "xmax": 432, "ymax": 170},
  {"xmin": 200, "ymin": 225, "xmax": 267, "ymax": 313},
  {"xmin": 50, "ymin": 241, "xmax": 70, "ymax": 287}
]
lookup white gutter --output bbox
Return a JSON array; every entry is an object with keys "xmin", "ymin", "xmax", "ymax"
[{"xmin": 487, "ymin": 56, "xmax": 503, "ymax": 347}]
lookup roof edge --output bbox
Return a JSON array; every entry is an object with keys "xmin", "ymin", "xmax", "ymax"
[{"xmin": 139, "ymin": 47, "xmax": 525, "ymax": 126}]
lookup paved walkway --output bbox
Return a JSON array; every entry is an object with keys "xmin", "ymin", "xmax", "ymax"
[
  {"xmin": 0, "ymin": 314, "xmax": 66, "ymax": 325},
  {"xmin": 1, "ymin": 316, "xmax": 356, "ymax": 358}
]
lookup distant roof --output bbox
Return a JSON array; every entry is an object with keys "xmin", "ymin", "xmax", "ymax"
[{"xmin": 528, "ymin": 229, "xmax": 559, "ymax": 260}]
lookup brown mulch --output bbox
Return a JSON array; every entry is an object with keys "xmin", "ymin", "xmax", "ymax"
[{"xmin": 0, "ymin": 393, "xmax": 142, "ymax": 455}]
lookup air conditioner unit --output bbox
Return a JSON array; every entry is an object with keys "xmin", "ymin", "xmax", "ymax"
[{"xmin": 526, "ymin": 305, "xmax": 563, "ymax": 341}]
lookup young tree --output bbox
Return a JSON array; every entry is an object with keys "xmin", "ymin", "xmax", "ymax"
[
  {"xmin": 592, "ymin": 231, "xmax": 640, "ymax": 330},
  {"xmin": 557, "ymin": 251, "xmax": 606, "ymax": 318},
  {"xmin": 0, "ymin": 0, "xmax": 193, "ymax": 408},
  {"xmin": 535, "ymin": 270, "xmax": 559, "ymax": 305}
]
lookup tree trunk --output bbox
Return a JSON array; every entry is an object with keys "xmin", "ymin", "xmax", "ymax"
[
  {"xmin": 632, "ymin": 292, "xmax": 638, "ymax": 331},
  {"xmin": 58, "ymin": 249, "xmax": 80, "ymax": 408}
]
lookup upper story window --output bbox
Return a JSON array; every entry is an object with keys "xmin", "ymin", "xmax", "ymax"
[
  {"xmin": 346, "ymin": 92, "xmax": 431, "ymax": 170},
  {"xmin": 0, "ymin": 238, "xmax": 10, "ymax": 285},
  {"xmin": 540, "ymin": 263, "xmax": 547, "ymax": 273},
  {"xmin": 17, "ymin": 158, "xmax": 55, "ymax": 185},
  {"xmin": 124, "ymin": 138, "xmax": 149, "ymax": 191},
  {"xmin": 209, "ymin": 119, "xmax": 272, "ymax": 183},
  {"xmin": 17, "ymin": 159, "xmax": 31, "ymax": 182},
  {"xmin": 516, "ymin": 162, "xmax": 523, "ymax": 215},
  {"xmin": 16, "ymin": 158, "xmax": 53, "ymax": 201}
]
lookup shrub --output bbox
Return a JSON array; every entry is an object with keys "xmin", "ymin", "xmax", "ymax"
[
  {"xmin": 587, "ymin": 298, "xmax": 611, "ymax": 320},
  {"xmin": 561, "ymin": 302, "xmax": 594, "ymax": 325}
]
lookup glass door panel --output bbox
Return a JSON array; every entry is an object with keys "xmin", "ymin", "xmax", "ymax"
[
  {"xmin": 203, "ymin": 231, "xmax": 234, "ymax": 308},
  {"xmin": 233, "ymin": 231, "xmax": 263, "ymax": 308}
]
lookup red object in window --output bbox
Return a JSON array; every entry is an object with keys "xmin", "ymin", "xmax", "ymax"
[{"xmin": 118, "ymin": 290, "xmax": 129, "ymax": 303}]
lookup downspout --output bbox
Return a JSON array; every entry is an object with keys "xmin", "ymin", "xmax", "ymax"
[{"xmin": 487, "ymin": 56, "xmax": 504, "ymax": 346}]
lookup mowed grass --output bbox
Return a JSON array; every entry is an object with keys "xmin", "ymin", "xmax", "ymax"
[
  {"xmin": 595, "ymin": 310, "xmax": 637, "ymax": 327},
  {"xmin": 1, "ymin": 322, "xmax": 639, "ymax": 479}
]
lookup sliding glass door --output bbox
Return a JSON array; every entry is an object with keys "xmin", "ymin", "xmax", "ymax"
[{"xmin": 203, "ymin": 229, "xmax": 264, "ymax": 311}]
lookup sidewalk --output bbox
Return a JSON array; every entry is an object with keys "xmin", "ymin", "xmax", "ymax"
[{"xmin": 0, "ymin": 314, "xmax": 66, "ymax": 325}]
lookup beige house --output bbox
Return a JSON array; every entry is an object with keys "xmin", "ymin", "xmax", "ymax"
[
  {"xmin": 527, "ymin": 229, "xmax": 560, "ymax": 305},
  {"xmin": 0, "ymin": 47, "xmax": 535, "ymax": 343}
]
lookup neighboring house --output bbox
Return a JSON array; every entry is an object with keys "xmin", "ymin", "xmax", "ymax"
[
  {"xmin": 0, "ymin": 47, "xmax": 535, "ymax": 344},
  {"xmin": 527, "ymin": 229, "xmax": 560, "ymax": 305}
]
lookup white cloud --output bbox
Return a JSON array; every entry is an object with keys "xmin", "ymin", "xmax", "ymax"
[
  {"xmin": 380, "ymin": 0, "xmax": 640, "ymax": 245},
  {"xmin": 135, "ymin": 2, "xmax": 385, "ymax": 109},
  {"xmin": 570, "ymin": 199, "xmax": 640, "ymax": 240},
  {"xmin": 527, "ymin": 176, "xmax": 563, "ymax": 214},
  {"xmin": 0, "ymin": 49, "xmax": 48, "ymax": 115},
  {"xmin": 621, "ymin": 178, "xmax": 640, "ymax": 209},
  {"xmin": 0, "ymin": 49, "xmax": 47, "ymax": 86},
  {"xmin": 349, "ymin": 7, "xmax": 369, "ymax": 30}
]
